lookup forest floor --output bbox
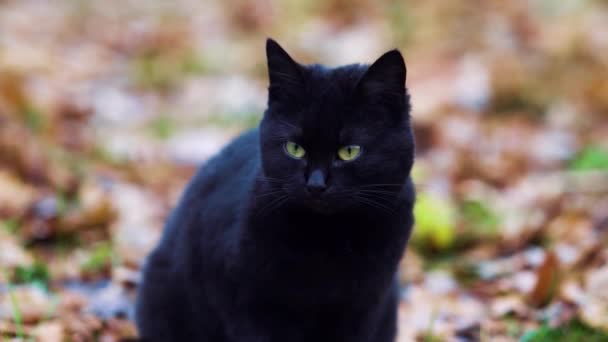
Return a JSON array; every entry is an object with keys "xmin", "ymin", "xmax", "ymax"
[{"xmin": 1, "ymin": 0, "xmax": 608, "ymax": 341}]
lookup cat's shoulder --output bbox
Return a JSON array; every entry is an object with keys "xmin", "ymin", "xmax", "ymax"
[
  {"xmin": 197, "ymin": 128, "xmax": 259, "ymax": 170},
  {"xmin": 186, "ymin": 127, "xmax": 260, "ymax": 193},
  {"xmin": 222, "ymin": 127, "xmax": 259, "ymax": 157}
]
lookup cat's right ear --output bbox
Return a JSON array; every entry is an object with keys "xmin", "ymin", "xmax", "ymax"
[
  {"xmin": 356, "ymin": 49, "xmax": 406, "ymax": 101},
  {"xmin": 266, "ymin": 39, "xmax": 303, "ymax": 100}
]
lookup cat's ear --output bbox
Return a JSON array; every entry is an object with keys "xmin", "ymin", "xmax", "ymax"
[
  {"xmin": 266, "ymin": 38, "xmax": 303, "ymax": 98},
  {"xmin": 356, "ymin": 49, "xmax": 407, "ymax": 102}
]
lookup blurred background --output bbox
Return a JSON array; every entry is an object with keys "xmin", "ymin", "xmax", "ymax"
[{"xmin": 1, "ymin": 0, "xmax": 608, "ymax": 340}]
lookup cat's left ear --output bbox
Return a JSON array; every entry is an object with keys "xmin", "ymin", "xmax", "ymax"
[
  {"xmin": 266, "ymin": 38, "xmax": 304, "ymax": 101},
  {"xmin": 356, "ymin": 49, "xmax": 407, "ymax": 103}
]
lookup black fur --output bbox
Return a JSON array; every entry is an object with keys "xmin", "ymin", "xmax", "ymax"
[{"xmin": 136, "ymin": 39, "xmax": 415, "ymax": 342}]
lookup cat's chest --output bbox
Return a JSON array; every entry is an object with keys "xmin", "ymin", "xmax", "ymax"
[
  {"xmin": 247, "ymin": 216, "xmax": 392, "ymax": 273},
  {"xmin": 237, "ymin": 214, "xmax": 402, "ymax": 305}
]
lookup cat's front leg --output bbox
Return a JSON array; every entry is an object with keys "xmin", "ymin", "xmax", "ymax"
[
  {"xmin": 136, "ymin": 266, "xmax": 194, "ymax": 341},
  {"xmin": 220, "ymin": 304, "xmax": 309, "ymax": 342}
]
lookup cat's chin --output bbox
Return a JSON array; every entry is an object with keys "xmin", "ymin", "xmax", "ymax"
[{"xmin": 304, "ymin": 199, "xmax": 339, "ymax": 215}]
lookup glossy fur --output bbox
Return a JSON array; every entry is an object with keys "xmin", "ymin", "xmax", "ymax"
[{"xmin": 136, "ymin": 39, "xmax": 415, "ymax": 342}]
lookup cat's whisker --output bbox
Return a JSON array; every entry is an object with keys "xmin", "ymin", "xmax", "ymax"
[
  {"xmin": 354, "ymin": 198, "xmax": 393, "ymax": 215},
  {"xmin": 254, "ymin": 191, "xmax": 284, "ymax": 199},
  {"xmin": 360, "ymin": 201, "xmax": 394, "ymax": 214},
  {"xmin": 356, "ymin": 193, "xmax": 399, "ymax": 206},
  {"xmin": 358, "ymin": 183, "xmax": 404, "ymax": 188},
  {"xmin": 256, "ymin": 177, "xmax": 284, "ymax": 183},
  {"xmin": 260, "ymin": 197, "xmax": 288, "ymax": 217},
  {"xmin": 267, "ymin": 196, "xmax": 290, "ymax": 215},
  {"xmin": 256, "ymin": 194, "xmax": 290, "ymax": 218},
  {"xmin": 344, "ymin": 187, "xmax": 396, "ymax": 199},
  {"xmin": 354, "ymin": 194, "xmax": 396, "ymax": 214},
  {"xmin": 357, "ymin": 189, "xmax": 398, "ymax": 196},
  {"xmin": 357, "ymin": 194, "xmax": 395, "ymax": 206}
]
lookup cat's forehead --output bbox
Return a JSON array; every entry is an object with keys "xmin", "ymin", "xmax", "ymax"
[
  {"xmin": 298, "ymin": 100, "xmax": 367, "ymax": 145},
  {"xmin": 306, "ymin": 64, "xmax": 367, "ymax": 95},
  {"xmin": 267, "ymin": 64, "xmax": 373, "ymax": 141},
  {"xmin": 299, "ymin": 64, "xmax": 368, "ymax": 118}
]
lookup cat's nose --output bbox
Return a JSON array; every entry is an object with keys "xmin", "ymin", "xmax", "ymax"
[{"xmin": 306, "ymin": 169, "xmax": 327, "ymax": 195}]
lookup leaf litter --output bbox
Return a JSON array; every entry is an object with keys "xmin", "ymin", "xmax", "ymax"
[{"xmin": 1, "ymin": 0, "xmax": 608, "ymax": 341}]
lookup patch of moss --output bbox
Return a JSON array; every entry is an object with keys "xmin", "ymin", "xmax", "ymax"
[
  {"xmin": 2, "ymin": 268, "xmax": 26, "ymax": 340},
  {"xmin": 521, "ymin": 320, "xmax": 608, "ymax": 342},
  {"xmin": 451, "ymin": 259, "xmax": 482, "ymax": 286},
  {"xmin": 131, "ymin": 50, "xmax": 178, "ymax": 90},
  {"xmin": 2, "ymin": 218, "xmax": 20, "ymax": 233},
  {"xmin": 386, "ymin": 0, "xmax": 416, "ymax": 47},
  {"xmin": 14, "ymin": 262, "xmax": 50, "ymax": 289},
  {"xmin": 131, "ymin": 49, "xmax": 207, "ymax": 91},
  {"xmin": 206, "ymin": 111, "xmax": 261, "ymax": 129},
  {"xmin": 148, "ymin": 115, "xmax": 177, "ymax": 140},
  {"xmin": 23, "ymin": 105, "xmax": 47, "ymax": 133},
  {"xmin": 460, "ymin": 200, "xmax": 500, "ymax": 236},
  {"xmin": 81, "ymin": 242, "xmax": 114, "ymax": 273},
  {"xmin": 569, "ymin": 146, "xmax": 608, "ymax": 171},
  {"xmin": 180, "ymin": 50, "xmax": 207, "ymax": 75}
]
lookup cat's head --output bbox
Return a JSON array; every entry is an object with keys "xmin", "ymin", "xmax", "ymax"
[{"xmin": 259, "ymin": 39, "xmax": 414, "ymax": 214}]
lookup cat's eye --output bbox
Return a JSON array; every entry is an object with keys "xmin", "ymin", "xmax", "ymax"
[
  {"xmin": 337, "ymin": 145, "xmax": 361, "ymax": 161},
  {"xmin": 284, "ymin": 141, "xmax": 306, "ymax": 159}
]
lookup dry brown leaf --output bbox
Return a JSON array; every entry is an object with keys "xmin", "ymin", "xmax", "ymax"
[
  {"xmin": 491, "ymin": 295, "xmax": 527, "ymax": 318},
  {"xmin": 0, "ymin": 286, "xmax": 54, "ymax": 324},
  {"xmin": 579, "ymin": 264, "xmax": 608, "ymax": 331},
  {"xmin": 528, "ymin": 250, "xmax": 560, "ymax": 307},
  {"xmin": 33, "ymin": 321, "xmax": 64, "ymax": 342},
  {"xmin": 0, "ymin": 229, "xmax": 33, "ymax": 269},
  {"xmin": 0, "ymin": 71, "xmax": 28, "ymax": 117},
  {"xmin": 0, "ymin": 169, "xmax": 35, "ymax": 215},
  {"xmin": 399, "ymin": 249, "xmax": 425, "ymax": 285},
  {"xmin": 60, "ymin": 180, "xmax": 115, "ymax": 233}
]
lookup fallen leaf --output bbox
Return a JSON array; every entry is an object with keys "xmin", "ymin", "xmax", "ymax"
[{"xmin": 528, "ymin": 250, "xmax": 560, "ymax": 307}]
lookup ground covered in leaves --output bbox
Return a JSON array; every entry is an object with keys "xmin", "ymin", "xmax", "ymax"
[{"xmin": 1, "ymin": 0, "xmax": 608, "ymax": 341}]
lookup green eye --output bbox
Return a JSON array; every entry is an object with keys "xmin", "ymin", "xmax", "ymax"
[
  {"xmin": 337, "ymin": 145, "xmax": 361, "ymax": 161},
  {"xmin": 285, "ymin": 141, "xmax": 306, "ymax": 159}
]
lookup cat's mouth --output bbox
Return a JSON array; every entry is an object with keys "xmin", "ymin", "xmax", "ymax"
[{"xmin": 305, "ymin": 198, "xmax": 335, "ymax": 214}]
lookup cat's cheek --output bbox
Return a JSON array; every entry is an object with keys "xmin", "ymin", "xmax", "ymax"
[{"xmin": 331, "ymin": 159, "xmax": 346, "ymax": 168}]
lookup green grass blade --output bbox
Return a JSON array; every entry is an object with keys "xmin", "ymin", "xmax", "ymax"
[{"xmin": 1, "ymin": 268, "xmax": 26, "ymax": 340}]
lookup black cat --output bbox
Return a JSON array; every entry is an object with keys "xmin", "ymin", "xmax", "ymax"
[{"xmin": 135, "ymin": 39, "xmax": 415, "ymax": 342}]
